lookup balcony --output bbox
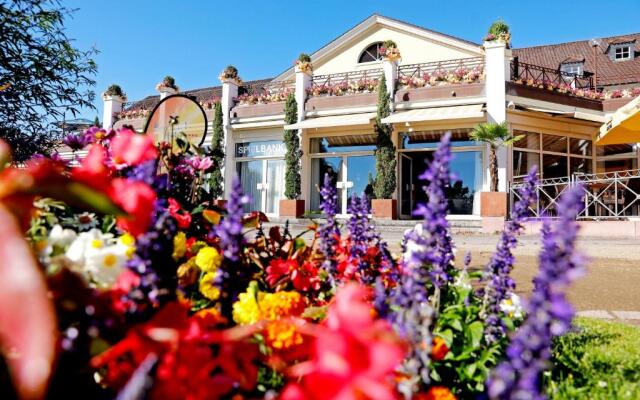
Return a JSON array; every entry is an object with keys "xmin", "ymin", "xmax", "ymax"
[
  {"xmin": 395, "ymin": 57, "xmax": 485, "ymax": 103},
  {"xmin": 231, "ymin": 79, "xmax": 294, "ymax": 119},
  {"xmin": 306, "ymin": 69, "xmax": 382, "ymax": 111}
]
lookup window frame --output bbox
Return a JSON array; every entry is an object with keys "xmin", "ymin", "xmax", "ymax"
[
  {"xmin": 357, "ymin": 42, "xmax": 384, "ymax": 64},
  {"xmin": 614, "ymin": 45, "xmax": 632, "ymax": 61}
]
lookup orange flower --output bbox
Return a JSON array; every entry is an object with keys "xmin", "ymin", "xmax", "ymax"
[
  {"xmin": 431, "ymin": 336, "xmax": 449, "ymax": 361},
  {"xmin": 417, "ymin": 386, "xmax": 457, "ymax": 400}
]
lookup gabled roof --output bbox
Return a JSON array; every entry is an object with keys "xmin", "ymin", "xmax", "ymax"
[
  {"xmin": 271, "ymin": 13, "xmax": 482, "ymax": 81},
  {"xmin": 513, "ymin": 33, "xmax": 640, "ymax": 87}
]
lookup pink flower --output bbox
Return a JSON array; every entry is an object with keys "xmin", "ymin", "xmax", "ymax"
[
  {"xmin": 110, "ymin": 179, "xmax": 157, "ymax": 237},
  {"xmin": 186, "ymin": 155, "xmax": 213, "ymax": 171},
  {"xmin": 110, "ymin": 128, "xmax": 158, "ymax": 167},
  {"xmin": 281, "ymin": 284, "xmax": 405, "ymax": 400}
]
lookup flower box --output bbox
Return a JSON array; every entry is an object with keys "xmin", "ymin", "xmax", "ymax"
[
  {"xmin": 395, "ymin": 82, "xmax": 484, "ymax": 103},
  {"xmin": 480, "ymin": 192, "xmax": 507, "ymax": 217},
  {"xmin": 231, "ymin": 101, "xmax": 286, "ymax": 119},
  {"xmin": 371, "ymin": 199, "xmax": 397, "ymax": 220},
  {"xmin": 306, "ymin": 92, "xmax": 378, "ymax": 111},
  {"xmin": 279, "ymin": 199, "xmax": 305, "ymax": 218}
]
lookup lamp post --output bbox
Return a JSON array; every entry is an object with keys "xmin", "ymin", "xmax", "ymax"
[{"xmin": 589, "ymin": 38, "xmax": 601, "ymax": 90}]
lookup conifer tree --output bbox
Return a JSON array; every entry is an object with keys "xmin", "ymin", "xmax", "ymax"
[
  {"xmin": 283, "ymin": 94, "xmax": 302, "ymax": 199},
  {"xmin": 373, "ymin": 75, "xmax": 396, "ymax": 199}
]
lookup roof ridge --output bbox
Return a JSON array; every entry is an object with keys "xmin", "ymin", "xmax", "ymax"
[{"xmin": 515, "ymin": 32, "xmax": 640, "ymax": 50}]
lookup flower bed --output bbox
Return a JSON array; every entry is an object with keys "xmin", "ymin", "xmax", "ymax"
[
  {"xmin": 308, "ymin": 77, "xmax": 379, "ymax": 97},
  {"xmin": 512, "ymin": 77, "xmax": 640, "ymax": 102},
  {"xmin": 236, "ymin": 88, "xmax": 293, "ymax": 105},
  {"xmin": 0, "ymin": 127, "xmax": 590, "ymax": 399},
  {"xmin": 116, "ymin": 107, "xmax": 150, "ymax": 120},
  {"xmin": 397, "ymin": 65, "xmax": 484, "ymax": 89}
]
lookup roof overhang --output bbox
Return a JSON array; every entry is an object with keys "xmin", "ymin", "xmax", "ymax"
[
  {"xmin": 381, "ymin": 104, "xmax": 485, "ymax": 124},
  {"xmin": 284, "ymin": 112, "xmax": 375, "ymax": 130},
  {"xmin": 507, "ymin": 95, "xmax": 606, "ymax": 123}
]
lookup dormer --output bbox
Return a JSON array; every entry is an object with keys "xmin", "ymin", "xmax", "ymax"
[
  {"xmin": 559, "ymin": 56, "xmax": 585, "ymax": 76},
  {"xmin": 606, "ymin": 38, "xmax": 636, "ymax": 62}
]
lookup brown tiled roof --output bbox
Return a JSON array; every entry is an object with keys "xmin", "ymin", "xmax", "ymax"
[
  {"xmin": 125, "ymin": 78, "xmax": 273, "ymax": 110},
  {"xmin": 513, "ymin": 33, "xmax": 640, "ymax": 87}
]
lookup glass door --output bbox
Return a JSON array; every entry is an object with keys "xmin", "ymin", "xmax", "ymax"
[
  {"xmin": 265, "ymin": 159, "xmax": 285, "ymax": 215},
  {"xmin": 345, "ymin": 155, "xmax": 376, "ymax": 210},
  {"xmin": 400, "ymin": 154, "xmax": 413, "ymax": 218},
  {"xmin": 237, "ymin": 160, "xmax": 264, "ymax": 213}
]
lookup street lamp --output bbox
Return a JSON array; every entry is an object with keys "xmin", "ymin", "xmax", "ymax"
[{"xmin": 589, "ymin": 38, "xmax": 601, "ymax": 90}]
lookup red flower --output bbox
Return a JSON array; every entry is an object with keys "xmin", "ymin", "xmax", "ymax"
[
  {"xmin": 416, "ymin": 386, "xmax": 457, "ymax": 400},
  {"xmin": 72, "ymin": 144, "xmax": 112, "ymax": 192},
  {"xmin": 110, "ymin": 178, "xmax": 156, "ymax": 237},
  {"xmin": 110, "ymin": 128, "xmax": 158, "ymax": 166},
  {"xmin": 168, "ymin": 198, "xmax": 192, "ymax": 229},
  {"xmin": 431, "ymin": 336, "xmax": 449, "ymax": 361},
  {"xmin": 280, "ymin": 284, "xmax": 406, "ymax": 400},
  {"xmin": 266, "ymin": 259, "xmax": 320, "ymax": 292}
]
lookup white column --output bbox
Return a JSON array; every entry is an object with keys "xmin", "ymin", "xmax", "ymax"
[
  {"xmin": 102, "ymin": 95, "xmax": 124, "ymax": 129},
  {"xmin": 484, "ymin": 41, "xmax": 512, "ymax": 192},
  {"xmin": 158, "ymin": 87, "xmax": 177, "ymax": 100},
  {"xmin": 221, "ymin": 78, "xmax": 239, "ymax": 198},
  {"xmin": 382, "ymin": 59, "xmax": 398, "ymax": 109},
  {"xmin": 295, "ymin": 67, "xmax": 312, "ymax": 208}
]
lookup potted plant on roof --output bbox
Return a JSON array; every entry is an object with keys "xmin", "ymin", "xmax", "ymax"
[
  {"xmin": 294, "ymin": 53, "xmax": 313, "ymax": 75},
  {"xmin": 483, "ymin": 19, "xmax": 511, "ymax": 48},
  {"xmin": 379, "ymin": 40, "xmax": 401, "ymax": 62},
  {"xmin": 371, "ymin": 74, "xmax": 397, "ymax": 219},
  {"xmin": 279, "ymin": 93, "xmax": 304, "ymax": 217},
  {"xmin": 470, "ymin": 121, "xmax": 523, "ymax": 217},
  {"xmin": 219, "ymin": 65, "xmax": 242, "ymax": 85},
  {"xmin": 156, "ymin": 75, "xmax": 179, "ymax": 92},
  {"xmin": 102, "ymin": 84, "xmax": 126, "ymax": 102}
]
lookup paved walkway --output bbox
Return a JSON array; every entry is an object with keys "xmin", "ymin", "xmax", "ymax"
[{"xmin": 267, "ymin": 222, "xmax": 640, "ymax": 324}]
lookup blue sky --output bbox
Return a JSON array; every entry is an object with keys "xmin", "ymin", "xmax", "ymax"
[{"xmin": 63, "ymin": 0, "xmax": 640, "ymax": 121}]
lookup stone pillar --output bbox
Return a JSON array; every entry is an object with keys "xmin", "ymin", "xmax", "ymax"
[
  {"xmin": 295, "ymin": 66, "xmax": 313, "ymax": 209},
  {"xmin": 484, "ymin": 41, "xmax": 512, "ymax": 192},
  {"xmin": 158, "ymin": 87, "xmax": 177, "ymax": 100},
  {"xmin": 102, "ymin": 94, "xmax": 124, "ymax": 129},
  {"xmin": 382, "ymin": 59, "xmax": 398, "ymax": 110},
  {"xmin": 221, "ymin": 78, "xmax": 239, "ymax": 198}
]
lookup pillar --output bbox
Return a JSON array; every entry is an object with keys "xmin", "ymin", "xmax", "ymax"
[
  {"xmin": 102, "ymin": 94, "xmax": 124, "ymax": 130},
  {"xmin": 221, "ymin": 78, "xmax": 239, "ymax": 198},
  {"xmin": 382, "ymin": 59, "xmax": 398, "ymax": 110}
]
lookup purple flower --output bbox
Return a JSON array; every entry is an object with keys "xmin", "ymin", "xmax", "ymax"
[
  {"xmin": 317, "ymin": 173, "xmax": 340, "ymax": 280},
  {"xmin": 403, "ymin": 132, "xmax": 456, "ymax": 289},
  {"xmin": 487, "ymin": 185, "xmax": 585, "ymax": 399},
  {"xmin": 480, "ymin": 167, "xmax": 538, "ymax": 343},
  {"xmin": 63, "ymin": 133, "xmax": 91, "ymax": 151},
  {"xmin": 186, "ymin": 155, "xmax": 213, "ymax": 171}
]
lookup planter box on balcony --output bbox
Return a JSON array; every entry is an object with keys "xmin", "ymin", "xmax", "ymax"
[
  {"xmin": 603, "ymin": 97, "xmax": 634, "ymax": 112},
  {"xmin": 505, "ymin": 82, "xmax": 602, "ymax": 111},
  {"xmin": 279, "ymin": 199, "xmax": 305, "ymax": 218},
  {"xmin": 395, "ymin": 82, "xmax": 484, "ymax": 103},
  {"xmin": 480, "ymin": 192, "xmax": 507, "ymax": 217},
  {"xmin": 113, "ymin": 117, "xmax": 146, "ymax": 131},
  {"xmin": 231, "ymin": 101, "xmax": 285, "ymax": 119},
  {"xmin": 306, "ymin": 92, "xmax": 377, "ymax": 111},
  {"xmin": 371, "ymin": 199, "xmax": 397, "ymax": 220}
]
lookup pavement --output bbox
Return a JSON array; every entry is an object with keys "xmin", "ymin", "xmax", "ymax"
[{"xmin": 264, "ymin": 221, "xmax": 640, "ymax": 325}]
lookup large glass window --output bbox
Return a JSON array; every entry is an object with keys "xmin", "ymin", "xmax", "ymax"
[
  {"xmin": 237, "ymin": 160, "xmax": 263, "ymax": 213},
  {"xmin": 310, "ymin": 157, "xmax": 342, "ymax": 213},
  {"xmin": 448, "ymin": 151, "xmax": 483, "ymax": 214},
  {"xmin": 401, "ymin": 129, "xmax": 479, "ymax": 149},
  {"xmin": 512, "ymin": 130, "xmax": 593, "ymax": 181}
]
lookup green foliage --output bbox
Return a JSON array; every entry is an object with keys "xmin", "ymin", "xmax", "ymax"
[
  {"xmin": 373, "ymin": 75, "xmax": 396, "ymax": 199},
  {"xmin": 488, "ymin": 19, "xmax": 510, "ymax": 35},
  {"xmin": 383, "ymin": 39, "xmax": 398, "ymax": 48},
  {"xmin": 93, "ymin": 116, "xmax": 100, "ymax": 127},
  {"xmin": 208, "ymin": 102, "xmax": 224, "ymax": 199},
  {"xmin": 0, "ymin": 0, "xmax": 98, "ymax": 161},
  {"xmin": 431, "ymin": 270, "xmax": 508, "ymax": 397},
  {"xmin": 469, "ymin": 122, "xmax": 523, "ymax": 191},
  {"xmin": 283, "ymin": 94, "xmax": 301, "ymax": 199},
  {"xmin": 221, "ymin": 65, "xmax": 239, "ymax": 79},
  {"xmin": 297, "ymin": 53, "xmax": 311, "ymax": 63},
  {"xmin": 162, "ymin": 75, "xmax": 176, "ymax": 88},
  {"xmin": 547, "ymin": 318, "xmax": 640, "ymax": 399},
  {"xmin": 104, "ymin": 84, "xmax": 125, "ymax": 98}
]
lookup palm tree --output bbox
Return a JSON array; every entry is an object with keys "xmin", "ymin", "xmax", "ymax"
[{"xmin": 470, "ymin": 122, "xmax": 523, "ymax": 192}]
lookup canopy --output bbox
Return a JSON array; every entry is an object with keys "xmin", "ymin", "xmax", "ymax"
[
  {"xmin": 284, "ymin": 112, "xmax": 375, "ymax": 130},
  {"xmin": 597, "ymin": 96, "xmax": 640, "ymax": 145},
  {"xmin": 381, "ymin": 104, "xmax": 484, "ymax": 124}
]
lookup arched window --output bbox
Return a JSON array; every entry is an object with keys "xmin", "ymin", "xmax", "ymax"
[{"xmin": 358, "ymin": 42, "xmax": 384, "ymax": 63}]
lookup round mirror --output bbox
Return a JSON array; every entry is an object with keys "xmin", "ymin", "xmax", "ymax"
[{"xmin": 143, "ymin": 94, "xmax": 208, "ymax": 148}]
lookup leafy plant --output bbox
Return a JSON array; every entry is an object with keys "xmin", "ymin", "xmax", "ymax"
[
  {"xmin": 160, "ymin": 75, "xmax": 178, "ymax": 90},
  {"xmin": 488, "ymin": 19, "xmax": 509, "ymax": 36},
  {"xmin": 104, "ymin": 84, "xmax": 126, "ymax": 99},
  {"xmin": 297, "ymin": 53, "xmax": 311, "ymax": 63},
  {"xmin": 373, "ymin": 74, "xmax": 396, "ymax": 199},
  {"xmin": 383, "ymin": 39, "xmax": 398, "ymax": 49},
  {"xmin": 283, "ymin": 94, "xmax": 301, "ymax": 199},
  {"xmin": 220, "ymin": 65, "xmax": 240, "ymax": 81},
  {"xmin": 469, "ymin": 122, "xmax": 523, "ymax": 192}
]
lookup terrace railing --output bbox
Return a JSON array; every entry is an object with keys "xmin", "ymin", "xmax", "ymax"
[
  {"xmin": 262, "ymin": 79, "xmax": 295, "ymax": 94},
  {"xmin": 397, "ymin": 57, "xmax": 484, "ymax": 80},
  {"xmin": 510, "ymin": 57, "xmax": 594, "ymax": 90},
  {"xmin": 510, "ymin": 169, "xmax": 640, "ymax": 219},
  {"xmin": 311, "ymin": 68, "xmax": 383, "ymax": 88}
]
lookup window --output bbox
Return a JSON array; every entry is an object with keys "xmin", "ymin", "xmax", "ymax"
[
  {"xmin": 560, "ymin": 62, "xmax": 583, "ymax": 76},
  {"xmin": 614, "ymin": 45, "xmax": 631, "ymax": 60},
  {"xmin": 358, "ymin": 42, "xmax": 384, "ymax": 63}
]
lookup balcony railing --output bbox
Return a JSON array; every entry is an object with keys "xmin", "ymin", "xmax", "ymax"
[
  {"xmin": 237, "ymin": 79, "xmax": 295, "ymax": 105},
  {"xmin": 510, "ymin": 169, "xmax": 640, "ymax": 219},
  {"xmin": 397, "ymin": 57, "xmax": 484, "ymax": 84},
  {"xmin": 309, "ymin": 69, "xmax": 382, "ymax": 96},
  {"xmin": 510, "ymin": 58, "xmax": 595, "ymax": 91}
]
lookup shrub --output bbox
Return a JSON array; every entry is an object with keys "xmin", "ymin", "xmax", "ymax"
[
  {"xmin": 103, "ymin": 84, "xmax": 125, "ymax": 99},
  {"xmin": 373, "ymin": 75, "xmax": 396, "ymax": 199},
  {"xmin": 283, "ymin": 94, "xmax": 301, "ymax": 199}
]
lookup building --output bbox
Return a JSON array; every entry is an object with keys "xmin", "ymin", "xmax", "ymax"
[{"xmin": 106, "ymin": 14, "xmax": 640, "ymax": 223}]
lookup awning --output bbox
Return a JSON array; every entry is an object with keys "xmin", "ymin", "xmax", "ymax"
[
  {"xmin": 597, "ymin": 96, "xmax": 640, "ymax": 145},
  {"xmin": 521, "ymin": 106, "xmax": 606, "ymax": 123},
  {"xmin": 284, "ymin": 112, "xmax": 375, "ymax": 130},
  {"xmin": 381, "ymin": 104, "xmax": 484, "ymax": 124}
]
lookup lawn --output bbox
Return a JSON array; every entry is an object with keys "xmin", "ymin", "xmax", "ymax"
[{"xmin": 548, "ymin": 317, "xmax": 640, "ymax": 399}]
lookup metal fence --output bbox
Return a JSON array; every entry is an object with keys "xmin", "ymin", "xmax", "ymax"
[
  {"xmin": 510, "ymin": 58, "xmax": 595, "ymax": 90},
  {"xmin": 311, "ymin": 68, "xmax": 383, "ymax": 87},
  {"xmin": 397, "ymin": 57, "xmax": 484, "ymax": 80},
  {"xmin": 510, "ymin": 169, "xmax": 640, "ymax": 219}
]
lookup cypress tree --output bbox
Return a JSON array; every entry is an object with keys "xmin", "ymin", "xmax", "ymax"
[
  {"xmin": 209, "ymin": 101, "xmax": 224, "ymax": 199},
  {"xmin": 373, "ymin": 74, "xmax": 396, "ymax": 199},
  {"xmin": 283, "ymin": 94, "xmax": 301, "ymax": 199}
]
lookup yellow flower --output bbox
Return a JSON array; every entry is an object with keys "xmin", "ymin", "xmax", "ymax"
[
  {"xmin": 195, "ymin": 246, "xmax": 222, "ymax": 272},
  {"xmin": 265, "ymin": 320, "xmax": 303, "ymax": 350},
  {"xmin": 172, "ymin": 232, "xmax": 187, "ymax": 260},
  {"xmin": 199, "ymin": 272, "xmax": 221, "ymax": 301},
  {"xmin": 232, "ymin": 288, "xmax": 305, "ymax": 325},
  {"xmin": 177, "ymin": 258, "xmax": 199, "ymax": 286}
]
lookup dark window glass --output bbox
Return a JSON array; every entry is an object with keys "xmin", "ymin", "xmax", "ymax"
[
  {"xmin": 401, "ymin": 130, "xmax": 478, "ymax": 149},
  {"xmin": 569, "ymin": 138, "xmax": 592, "ymax": 156},
  {"xmin": 358, "ymin": 42, "xmax": 383, "ymax": 63},
  {"xmin": 570, "ymin": 157, "xmax": 592, "ymax": 175},
  {"xmin": 542, "ymin": 154, "xmax": 568, "ymax": 179},
  {"xmin": 513, "ymin": 150, "xmax": 540, "ymax": 178},
  {"xmin": 542, "ymin": 134, "xmax": 567, "ymax": 153},
  {"xmin": 309, "ymin": 137, "xmax": 376, "ymax": 153},
  {"xmin": 513, "ymin": 131, "xmax": 540, "ymax": 150}
]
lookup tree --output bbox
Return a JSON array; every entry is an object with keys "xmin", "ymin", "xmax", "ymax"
[
  {"xmin": 208, "ymin": 102, "xmax": 224, "ymax": 199},
  {"xmin": 93, "ymin": 116, "xmax": 100, "ymax": 127},
  {"xmin": 283, "ymin": 94, "xmax": 301, "ymax": 199},
  {"xmin": 0, "ymin": 0, "xmax": 97, "ymax": 161},
  {"xmin": 469, "ymin": 122, "xmax": 523, "ymax": 191},
  {"xmin": 373, "ymin": 75, "xmax": 396, "ymax": 199}
]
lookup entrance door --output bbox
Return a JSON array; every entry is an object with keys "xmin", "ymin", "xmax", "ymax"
[
  {"xmin": 238, "ymin": 159, "xmax": 285, "ymax": 215},
  {"xmin": 400, "ymin": 154, "xmax": 413, "ymax": 218},
  {"xmin": 265, "ymin": 159, "xmax": 285, "ymax": 215}
]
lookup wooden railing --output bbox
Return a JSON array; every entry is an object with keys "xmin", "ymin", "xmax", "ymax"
[{"xmin": 511, "ymin": 57, "xmax": 594, "ymax": 90}]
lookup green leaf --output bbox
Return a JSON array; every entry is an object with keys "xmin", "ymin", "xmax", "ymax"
[
  {"xmin": 438, "ymin": 328, "xmax": 454, "ymax": 346},
  {"xmin": 466, "ymin": 321, "xmax": 484, "ymax": 349}
]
